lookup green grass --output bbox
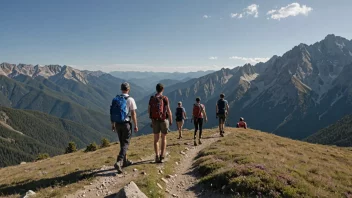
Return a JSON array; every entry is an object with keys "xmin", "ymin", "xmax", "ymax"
[
  {"xmin": 194, "ymin": 128, "xmax": 352, "ymax": 198},
  {"xmin": 0, "ymin": 130, "xmax": 197, "ymax": 198}
]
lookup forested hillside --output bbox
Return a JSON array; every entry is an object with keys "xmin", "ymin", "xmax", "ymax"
[
  {"xmin": 0, "ymin": 107, "xmax": 115, "ymax": 167},
  {"xmin": 305, "ymin": 114, "xmax": 352, "ymax": 146}
]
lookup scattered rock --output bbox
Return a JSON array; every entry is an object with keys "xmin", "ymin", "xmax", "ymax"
[
  {"xmin": 22, "ymin": 190, "xmax": 36, "ymax": 198},
  {"xmin": 175, "ymin": 162, "xmax": 179, "ymax": 165},
  {"xmin": 156, "ymin": 183, "xmax": 163, "ymax": 190},
  {"xmin": 141, "ymin": 171, "xmax": 147, "ymax": 175},
  {"xmin": 20, "ymin": 162, "xmax": 27, "ymax": 165},
  {"xmin": 172, "ymin": 194, "xmax": 178, "ymax": 197},
  {"xmin": 89, "ymin": 183, "xmax": 93, "ymax": 185},
  {"xmin": 185, "ymin": 147, "xmax": 190, "ymax": 151},
  {"xmin": 166, "ymin": 175, "xmax": 174, "ymax": 179},
  {"xmin": 60, "ymin": 162, "xmax": 65, "ymax": 165},
  {"xmin": 159, "ymin": 169, "xmax": 163, "ymax": 174},
  {"xmin": 133, "ymin": 168, "xmax": 138, "ymax": 172},
  {"xmin": 115, "ymin": 181, "xmax": 147, "ymax": 198},
  {"xmin": 161, "ymin": 178, "xmax": 169, "ymax": 184}
]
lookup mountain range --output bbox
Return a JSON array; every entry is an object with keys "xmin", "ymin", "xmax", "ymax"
[
  {"xmin": 1, "ymin": 34, "xmax": 352, "ymax": 167},
  {"xmin": 137, "ymin": 34, "xmax": 352, "ymax": 139}
]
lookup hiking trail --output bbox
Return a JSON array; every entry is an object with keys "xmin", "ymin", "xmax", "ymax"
[{"xmin": 65, "ymin": 131, "xmax": 228, "ymax": 198}]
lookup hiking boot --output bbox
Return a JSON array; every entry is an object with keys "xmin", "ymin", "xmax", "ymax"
[
  {"xmin": 159, "ymin": 155, "xmax": 165, "ymax": 163},
  {"xmin": 123, "ymin": 159, "xmax": 133, "ymax": 167},
  {"xmin": 177, "ymin": 136, "xmax": 183, "ymax": 139},
  {"xmin": 198, "ymin": 139, "xmax": 202, "ymax": 145},
  {"xmin": 194, "ymin": 140, "xmax": 198, "ymax": 146},
  {"xmin": 220, "ymin": 131, "xmax": 224, "ymax": 137},
  {"xmin": 155, "ymin": 155, "xmax": 160, "ymax": 163},
  {"xmin": 114, "ymin": 161, "xmax": 123, "ymax": 174}
]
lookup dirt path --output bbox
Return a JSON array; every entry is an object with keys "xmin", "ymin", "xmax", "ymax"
[
  {"xmin": 66, "ymin": 131, "xmax": 227, "ymax": 198},
  {"xmin": 65, "ymin": 154, "xmax": 156, "ymax": 198},
  {"xmin": 166, "ymin": 132, "xmax": 228, "ymax": 198}
]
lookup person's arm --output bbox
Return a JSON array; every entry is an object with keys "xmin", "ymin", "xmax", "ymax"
[
  {"xmin": 244, "ymin": 122, "xmax": 247, "ymax": 129},
  {"xmin": 216, "ymin": 103, "xmax": 218, "ymax": 118},
  {"xmin": 131, "ymin": 110, "xmax": 138, "ymax": 132},
  {"xmin": 167, "ymin": 105, "xmax": 172, "ymax": 125},
  {"xmin": 226, "ymin": 102, "xmax": 229, "ymax": 115},
  {"xmin": 202, "ymin": 107, "xmax": 208, "ymax": 122},
  {"xmin": 183, "ymin": 111, "xmax": 187, "ymax": 119}
]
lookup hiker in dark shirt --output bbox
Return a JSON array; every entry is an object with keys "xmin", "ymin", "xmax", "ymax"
[
  {"xmin": 216, "ymin": 93, "xmax": 229, "ymax": 137},
  {"xmin": 175, "ymin": 101, "xmax": 187, "ymax": 139},
  {"xmin": 237, "ymin": 117, "xmax": 247, "ymax": 129}
]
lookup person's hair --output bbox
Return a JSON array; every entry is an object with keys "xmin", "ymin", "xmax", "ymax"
[
  {"xmin": 240, "ymin": 117, "xmax": 244, "ymax": 121},
  {"xmin": 156, "ymin": 83, "xmax": 164, "ymax": 93},
  {"xmin": 178, "ymin": 102, "xmax": 182, "ymax": 106},
  {"xmin": 196, "ymin": 97, "xmax": 201, "ymax": 102},
  {"xmin": 220, "ymin": 93, "xmax": 225, "ymax": 98}
]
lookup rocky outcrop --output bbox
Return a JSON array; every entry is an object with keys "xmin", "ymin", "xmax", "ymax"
[{"xmin": 116, "ymin": 181, "xmax": 147, "ymax": 198}]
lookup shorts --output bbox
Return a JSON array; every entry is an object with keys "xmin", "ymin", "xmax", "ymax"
[
  {"xmin": 152, "ymin": 119, "xmax": 169, "ymax": 134},
  {"xmin": 176, "ymin": 118, "xmax": 184, "ymax": 122},
  {"xmin": 218, "ymin": 114, "xmax": 226, "ymax": 124}
]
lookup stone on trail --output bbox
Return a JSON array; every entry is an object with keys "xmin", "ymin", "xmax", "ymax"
[
  {"xmin": 22, "ymin": 190, "xmax": 36, "ymax": 198},
  {"xmin": 161, "ymin": 178, "xmax": 169, "ymax": 184},
  {"xmin": 157, "ymin": 183, "xmax": 163, "ymax": 190},
  {"xmin": 115, "ymin": 181, "xmax": 147, "ymax": 198}
]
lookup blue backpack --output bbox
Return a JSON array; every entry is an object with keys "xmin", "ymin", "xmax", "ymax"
[{"xmin": 110, "ymin": 95, "xmax": 130, "ymax": 123}]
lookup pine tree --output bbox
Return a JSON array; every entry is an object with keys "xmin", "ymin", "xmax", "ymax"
[{"xmin": 65, "ymin": 142, "xmax": 77, "ymax": 154}]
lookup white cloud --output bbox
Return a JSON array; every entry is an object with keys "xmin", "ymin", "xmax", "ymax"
[
  {"xmin": 203, "ymin": 15, "xmax": 211, "ymax": 19},
  {"xmin": 229, "ymin": 56, "xmax": 270, "ymax": 63},
  {"xmin": 230, "ymin": 4, "xmax": 259, "ymax": 19},
  {"xmin": 230, "ymin": 13, "xmax": 238, "ymax": 18},
  {"xmin": 245, "ymin": 4, "xmax": 259, "ymax": 18},
  {"xmin": 267, "ymin": 3, "xmax": 313, "ymax": 20},
  {"xmin": 209, "ymin": 56, "xmax": 218, "ymax": 60}
]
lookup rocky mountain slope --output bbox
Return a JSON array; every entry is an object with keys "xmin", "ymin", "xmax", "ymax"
[
  {"xmin": 136, "ymin": 34, "xmax": 352, "ymax": 138},
  {"xmin": 305, "ymin": 114, "xmax": 352, "ymax": 146},
  {"xmin": 0, "ymin": 107, "xmax": 115, "ymax": 167}
]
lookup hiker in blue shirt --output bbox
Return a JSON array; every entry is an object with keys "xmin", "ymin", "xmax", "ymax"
[
  {"xmin": 175, "ymin": 101, "xmax": 187, "ymax": 139},
  {"xmin": 216, "ymin": 93, "xmax": 229, "ymax": 137}
]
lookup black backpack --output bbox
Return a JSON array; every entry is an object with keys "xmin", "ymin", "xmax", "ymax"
[
  {"xmin": 176, "ymin": 107, "xmax": 184, "ymax": 120},
  {"xmin": 217, "ymin": 99, "xmax": 226, "ymax": 114}
]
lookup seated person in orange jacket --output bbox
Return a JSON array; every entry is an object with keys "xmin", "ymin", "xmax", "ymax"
[{"xmin": 236, "ymin": 117, "xmax": 247, "ymax": 129}]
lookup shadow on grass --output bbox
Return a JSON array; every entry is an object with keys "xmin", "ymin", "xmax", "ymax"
[{"xmin": 0, "ymin": 169, "xmax": 97, "ymax": 196}]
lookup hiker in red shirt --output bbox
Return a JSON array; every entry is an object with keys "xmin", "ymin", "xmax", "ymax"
[
  {"xmin": 236, "ymin": 117, "xmax": 247, "ymax": 129},
  {"xmin": 192, "ymin": 97, "xmax": 208, "ymax": 146}
]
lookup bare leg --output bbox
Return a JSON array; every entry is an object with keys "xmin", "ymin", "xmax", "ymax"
[
  {"xmin": 160, "ymin": 133, "xmax": 167, "ymax": 157},
  {"xmin": 154, "ymin": 133, "xmax": 160, "ymax": 156}
]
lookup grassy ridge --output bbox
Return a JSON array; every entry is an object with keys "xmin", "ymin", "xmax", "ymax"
[
  {"xmin": 0, "ymin": 129, "xmax": 196, "ymax": 198},
  {"xmin": 195, "ymin": 128, "xmax": 352, "ymax": 197}
]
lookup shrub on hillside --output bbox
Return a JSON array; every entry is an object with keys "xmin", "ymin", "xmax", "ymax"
[
  {"xmin": 85, "ymin": 142, "xmax": 98, "ymax": 152},
  {"xmin": 101, "ymin": 138, "xmax": 110, "ymax": 148},
  {"xmin": 65, "ymin": 142, "xmax": 77, "ymax": 154},
  {"xmin": 37, "ymin": 153, "xmax": 50, "ymax": 161}
]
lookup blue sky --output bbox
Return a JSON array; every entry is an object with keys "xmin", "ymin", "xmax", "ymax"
[{"xmin": 1, "ymin": 0, "xmax": 352, "ymax": 72}]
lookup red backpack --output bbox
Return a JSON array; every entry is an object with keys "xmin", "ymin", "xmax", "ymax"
[
  {"xmin": 193, "ymin": 103, "xmax": 203, "ymax": 119},
  {"xmin": 149, "ymin": 95, "xmax": 167, "ymax": 120}
]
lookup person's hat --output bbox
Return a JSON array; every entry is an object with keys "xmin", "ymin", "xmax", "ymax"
[
  {"xmin": 178, "ymin": 101, "xmax": 182, "ymax": 104},
  {"xmin": 240, "ymin": 117, "xmax": 244, "ymax": 121},
  {"xmin": 121, "ymin": 82, "xmax": 130, "ymax": 91}
]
